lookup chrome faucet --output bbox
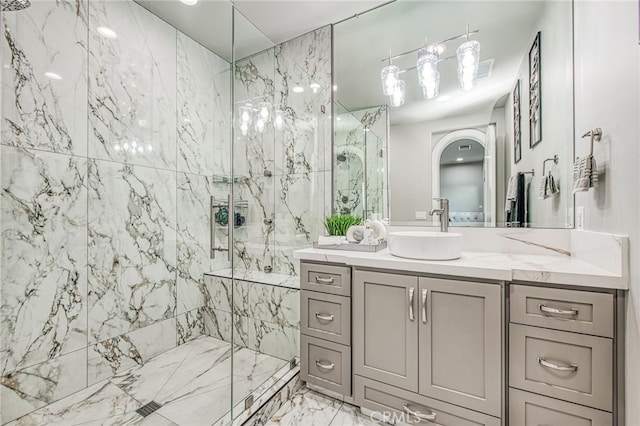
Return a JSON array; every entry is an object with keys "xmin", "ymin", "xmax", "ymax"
[{"xmin": 429, "ymin": 198, "xmax": 449, "ymax": 233}]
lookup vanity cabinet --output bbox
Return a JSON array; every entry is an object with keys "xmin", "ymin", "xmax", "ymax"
[
  {"xmin": 353, "ymin": 270, "xmax": 419, "ymax": 392},
  {"xmin": 508, "ymin": 284, "xmax": 621, "ymax": 426},
  {"xmin": 353, "ymin": 270, "xmax": 503, "ymax": 419},
  {"xmin": 300, "ymin": 262, "xmax": 353, "ymax": 396}
]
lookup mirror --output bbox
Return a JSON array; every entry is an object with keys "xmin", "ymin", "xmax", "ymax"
[{"xmin": 334, "ymin": 0, "xmax": 574, "ymax": 228}]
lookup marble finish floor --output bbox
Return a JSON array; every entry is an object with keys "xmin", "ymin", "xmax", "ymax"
[
  {"xmin": 266, "ymin": 388, "xmax": 384, "ymax": 426},
  {"xmin": 9, "ymin": 336, "xmax": 287, "ymax": 426}
]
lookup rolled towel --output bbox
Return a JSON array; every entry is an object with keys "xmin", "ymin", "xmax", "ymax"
[{"xmin": 317, "ymin": 235, "xmax": 346, "ymax": 246}]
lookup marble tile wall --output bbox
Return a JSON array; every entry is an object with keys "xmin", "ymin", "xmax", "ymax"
[
  {"xmin": 0, "ymin": 1, "xmax": 231, "ymax": 423},
  {"xmin": 334, "ymin": 105, "xmax": 388, "ymax": 220},
  {"xmin": 233, "ymin": 26, "xmax": 333, "ymax": 278}
]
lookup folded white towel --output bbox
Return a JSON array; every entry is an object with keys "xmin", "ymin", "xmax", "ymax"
[
  {"xmin": 573, "ymin": 155, "xmax": 598, "ymax": 193},
  {"xmin": 317, "ymin": 236, "xmax": 346, "ymax": 246}
]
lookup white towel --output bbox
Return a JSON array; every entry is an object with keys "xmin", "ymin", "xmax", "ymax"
[
  {"xmin": 572, "ymin": 155, "xmax": 598, "ymax": 193},
  {"xmin": 538, "ymin": 175, "xmax": 548, "ymax": 199},
  {"xmin": 505, "ymin": 175, "xmax": 517, "ymax": 213}
]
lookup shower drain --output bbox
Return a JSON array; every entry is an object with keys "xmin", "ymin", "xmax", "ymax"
[{"xmin": 136, "ymin": 401, "xmax": 162, "ymax": 417}]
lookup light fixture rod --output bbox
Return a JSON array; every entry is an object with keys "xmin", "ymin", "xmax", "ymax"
[
  {"xmin": 380, "ymin": 29, "xmax": 479, "ymax": 62},
  {"xmin": 397, "ymin": 54, "xmax": 457, "ymax": 74}
]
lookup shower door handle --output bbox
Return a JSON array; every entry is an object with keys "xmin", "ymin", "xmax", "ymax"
[{"xmin": 227, "ymin": 193, "xmax": 232, "ymax": 262}]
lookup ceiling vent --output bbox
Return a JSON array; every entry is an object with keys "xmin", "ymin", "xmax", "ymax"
[
  {"xmin": 477, "ymin": 59, "xmax": 494, "ymax": 80},
  {"xmin": 458, "ymin": 145, "xmax": 472, "ymax": 151}
]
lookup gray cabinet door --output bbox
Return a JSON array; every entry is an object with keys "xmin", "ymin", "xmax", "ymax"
[
  {"xmin": 353, "ymin": 270, "xmax": 419, "ymax": 392},
  {"xmin": 418, "ymin": 277, "xmax": 502, "ymax": 417}
]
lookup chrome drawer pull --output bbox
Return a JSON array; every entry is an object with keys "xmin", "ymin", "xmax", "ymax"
[
  {"xmin": 315, "ymin": 313, "xmax": 335, "ymax": 322},
  {"xmin": 315, "ymin": 360, "xmax": 335, "ymax": 371},
  {"xmin": 539, "ymin": 304, "xmax": 578, "ymax": 316},
  {"xmin": 408, "ymin": 287, "xmax": 415, "ymax": 321},
  {"xmin": 538, "ymin": 357, "xmax": 578, "ymax": 372},
  {"xmin": 402, "ymin": 403, "xmax": 437, "ymax": 421},
  {"xmin": 315, "ymin": 276, "xmax": 335, "ymax": 284}
]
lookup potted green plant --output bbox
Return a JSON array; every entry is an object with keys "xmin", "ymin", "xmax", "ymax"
[{"xmin": 324, "ymin": 214, "xmax": 362, "ymax": 236}]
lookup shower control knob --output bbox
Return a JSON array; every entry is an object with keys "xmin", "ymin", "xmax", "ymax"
[
  {"xmin": 263, "ymin": 170, "xmax": 273, "ymax": 177},
  {"xmin": 263, "ymin": 218, "xmax": 273, "ymax": 225}
]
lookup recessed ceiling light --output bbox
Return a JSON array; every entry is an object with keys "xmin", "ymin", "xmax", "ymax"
[
  {"xmin": 336, "ymin": 117, "xmax": 342, "ymax": 121},
  {"xmin": 44, "ymin": 71, "xmax": 62, "ymax": 80},
  {"xmin": 456, "ymin": 157, "xmax": 464, "ymax": 162},
  {"xmin": 97, "ymin": 27, "xmax": 117, "ymax": 39},
  {"xmin": 179, "ymin": 0, "xmax": 198, "ymax": 5},
  {"xmin": 292, "ymin": 86, "xmax": 304, "ymax": 93},
  {"xmin": 309, "ymin": 82, "xmax": 321, "ymax": 93},
  {"xmin": 333, "ymin": 85, "xmax": 338, "ymax": 92}
]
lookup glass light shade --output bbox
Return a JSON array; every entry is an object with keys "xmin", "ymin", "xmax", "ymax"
[
  {"xmin": 416, "ymin": 48, "xmax": 438, "ymax": 87},
  {"xmin": 258, "ymin": 102, "xmax": 270, "ymax": 123},
  {"xmin": 381, "ymin": 64, "xmax": 400, "ymax": 96},
  {"xmin": 422, "ymin": 71, "xmax": 440, "ymax": 99},
  {"xmin": 390, "ymin": 80, "xmax": 405, "ymax": 107},
  {"xmin": 456, "ymin": 40, "xmax": 481, "ymax": 91},
  {"xmin": 274, "ymin": 110, "xmax": 284, "ymax": 130},
  {"xmin": 239, "ymin": 106, "xmax": 252, "ymax": 125},
  {"xmin": 240, "ymin": 122, "xmax": 249, "ymax": 136},
  {"xmin": 255, "ymin": 118, "xmax": 265, "ymax": 133}
]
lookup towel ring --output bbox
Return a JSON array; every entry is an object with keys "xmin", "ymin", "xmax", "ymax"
[
  {"xmin": 581, "ymin": 128, "xmax": 602, "ymax": 156},
  {"xmin": 542, "ymin": 155, "xmax": 558, "ymax": 175}
]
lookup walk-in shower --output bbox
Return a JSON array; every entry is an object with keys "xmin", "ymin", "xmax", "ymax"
[{"xmin": 0, "ymin": 0, "xmax": 331, "ymax": 424}]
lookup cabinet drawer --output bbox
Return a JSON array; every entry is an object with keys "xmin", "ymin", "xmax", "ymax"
[
  {"xmin": 301, "ymin": 262, "xmax": 351, "ymax": 296},
  {"xmin": 301, "ymin": 335, "xmax": 351, "ymax": 396},
  {"xmin": 510, "ymin": 285, "xmax": 613, "ymax": 337},
  {"xmin": 354, "ymin": 375, "xmax": 500, "ymax": 426},
  {"xmin": 509, "ymin": 388, "xmax": 612, "ymax": 426},
  {"xmin": 301, "ymin": 291, "xmax": 351, "ymax": 345},
  {"xmin": 509, "ymin": 324, "xmax": 613, "ymax": 411}
]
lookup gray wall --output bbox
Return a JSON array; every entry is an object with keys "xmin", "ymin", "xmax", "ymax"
[{"xmin": 440, "ymin": 162, "xmax": 484, "ymax": 213}]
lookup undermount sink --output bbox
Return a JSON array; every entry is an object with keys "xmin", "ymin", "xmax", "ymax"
[{"xmin": 388, "ymin": 231, "xmax": 462, "ymax": 261}]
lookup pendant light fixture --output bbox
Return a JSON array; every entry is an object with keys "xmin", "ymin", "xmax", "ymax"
[
  {"xmin": 380, "ymin": 52, "xmax": 400, "ymax": 96},
  {"xmin": 456, "ymin": 25, "xmax": 481, "ymax": 91},
  {"xmin": 380, "ymin": 26, "xmax": 481, "ymax": 105}
]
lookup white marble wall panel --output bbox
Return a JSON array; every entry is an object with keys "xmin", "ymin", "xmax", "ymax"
[
  {"xmin": 249, "ymin": 320, "xmax": 299, "ymax": 362},
  {"xmin": 0, "ymin": 349, "xmax": 87, "ymax": 424},
  {"xmin": 177, "ymin": 173, "xmax": 230, "ymax": 314},
  {"xmin": 87, "ymin": 317, "xmax": 177, "ymax": 386},
  {"xmin": 232, "ymin": 175, "xmax": 275, "ymax": 273},
  {"xmin": 204, "ymin": 275, "xmax": 233, "ymax": 313},
  {"xmin": 87, "ymin": 160, "xmax": 177, "ymax": 343},
  {"xmin": 88, "ymin": 0, "xmax": 177, "ymax": 169},
  {"xmin": 1, "ymin": 0, "xmax": 88, "ymax": 156},
  {"xmin": 278, "ymin": 26, "xmax": 332, "ymax": 92},
  {"xmin": 1, "ymin": 147, "xmax": 88, "ymax": 373},
  {"xmin": 177, "ymin": 32, "xmax": 230, "ymax": 176},
  {"xmin": 177, "ymin": 307, "xmax": 206, "ymax": 345},
  {"xmin": 274, "ymin": 171, "xmax": 328, "ymax": 276},
  {"xmin": 203, "ymin": 307, "xmax": 233, "ymax": 343}
]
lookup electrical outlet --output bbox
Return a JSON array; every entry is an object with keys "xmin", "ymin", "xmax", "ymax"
[
  {"xmin": 565, "ymin": 207, "xmax": 574, "ymax": 228},
  {"xmin": 576, "ymin": 206, "xmax": 585, "ymax": 230},
  {"xmin": 415, "ymin": 211, "xmax": 428, "ymax": 220}
]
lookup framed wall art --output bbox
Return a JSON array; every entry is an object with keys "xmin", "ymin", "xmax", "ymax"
[
  {"xmin": 513, "ymin": 79, "xmax": 521, "ymax": 163},
  {"xmin": 529, "ymin": 31, "xmax": 541, "ymax": 147}
]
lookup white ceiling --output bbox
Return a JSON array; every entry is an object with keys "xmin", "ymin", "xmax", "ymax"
[
  {"xmin": 134, "ymin": 0, "xmax": 390, "ymax": 61},
  {"xmin": 334, "ymin": 1, "xmax": 548, "ymax": 125}
]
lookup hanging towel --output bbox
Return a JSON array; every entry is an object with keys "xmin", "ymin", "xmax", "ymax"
[
  {"xmin": 538, "ymin": 175, "xmax": 548, "ymax": 199},
  {"xmin": 505, "ymin": 175, "xmax": 517, "ymax": 218},
  {"xmin": 512, "ymin": 173, "xmax": 526, "ymax": 227},
  {"xmin": 572, "ymin": 155, "xmax": 599, "ymax": 193}
]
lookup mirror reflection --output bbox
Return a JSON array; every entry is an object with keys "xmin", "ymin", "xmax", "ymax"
[{"xmin": 334, "ymin": 0, "xmax": 574, "ymax": 228}]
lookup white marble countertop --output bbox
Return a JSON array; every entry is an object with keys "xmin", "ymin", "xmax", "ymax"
[{"xmin": 293, "ymin": 248, "xmax": 628, "ymax": 290}]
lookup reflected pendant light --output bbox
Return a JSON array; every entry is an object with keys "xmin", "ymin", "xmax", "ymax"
[
  {"xmin": 390, "ymin": 80, "xmax": 405, "ymax": 107},
  {"xmin": 422, "ymin": 71, "xmax": 440, "ymax": 99},
  {"xmin": 381, "ymin": 52, "xmax": 400, "ymax": 97},
  {"xmin": 456, "ymin": 29, "xmax": 481, "ymax": 91}
]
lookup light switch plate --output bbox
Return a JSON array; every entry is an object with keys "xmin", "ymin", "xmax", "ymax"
[
  {"xmin": 576, "ymin": 206, "xmax": 585, "ymax": 230},
  {"xmin": 565, "ymin": 207, "xmax": 574, "ymax": 228},
  {"xmin": 415, "ymin": 211, "xmax": 428, "ymax": 220}
]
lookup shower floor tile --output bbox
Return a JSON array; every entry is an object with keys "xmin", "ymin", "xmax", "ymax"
[{"xmin": 10, "ymin": 336, "xmax": 287, "ymax": 426}]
